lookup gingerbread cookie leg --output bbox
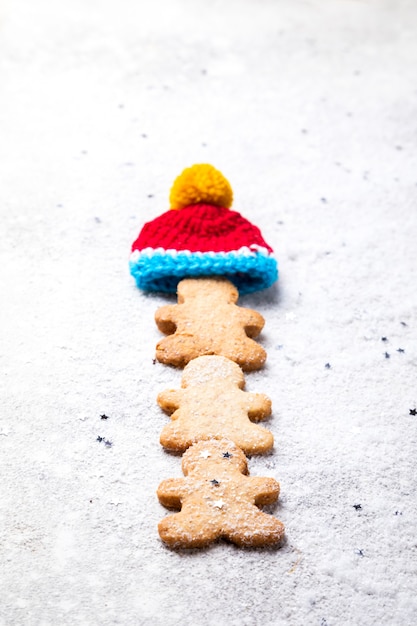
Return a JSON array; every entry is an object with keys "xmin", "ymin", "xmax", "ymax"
[
  {"xmin": 158, "ymin": 502, "xmax": 221, "ymax": 549},
  {"xmin": 223, "ymin": 508, "xmax": 285, "ymax": 548}
]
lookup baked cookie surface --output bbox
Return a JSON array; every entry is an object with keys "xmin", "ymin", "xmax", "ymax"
[
  {"xmin": 157, "ymin": 438, "xmax": 284, "ymax": 549},
  {"xmin": 155, "ymin": 277, "xmax": 267, "ymax": 371},
  {"xmin": 158, "ymin": 355, "xmax": 273, "ymax": 455}
]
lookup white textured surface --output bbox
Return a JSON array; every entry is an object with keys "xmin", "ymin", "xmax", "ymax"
[{"xmin": 1, "ymin": 1, "xmax": 417, "ymax": 624}]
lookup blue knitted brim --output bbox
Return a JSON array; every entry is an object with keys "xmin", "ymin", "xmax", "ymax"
[{"xmin": 129, "ymin": 248, "xmax": 278, "ymax": 295}]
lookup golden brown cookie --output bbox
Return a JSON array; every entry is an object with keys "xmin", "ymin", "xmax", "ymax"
[
  {"xmin": 158, "ymin": 355, "xmax": 273, "ymax": 455},
  {"xmin": 157, "ymin": 438, "xmax": 284, "ymax": 549},
  {"xmin": 154, "ymin": 277, "xmax": 266, "ymax": 371}
]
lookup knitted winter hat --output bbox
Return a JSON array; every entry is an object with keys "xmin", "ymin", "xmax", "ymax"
[{"xmin": 129, "ymin": 164, "xmax": 278, "ymax": 295}]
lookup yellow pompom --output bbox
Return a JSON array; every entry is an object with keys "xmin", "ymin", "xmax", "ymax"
[{"xmin": 169, "ymin": 164, "xmax": 233, "ymax": 210}]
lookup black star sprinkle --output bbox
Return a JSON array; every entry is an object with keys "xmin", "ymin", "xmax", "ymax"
[
  {"xmin": 381, "ymin": 337, "xmax": 387, "ymax": 342},
  {"xmin": 222, "ymin": 452, "xmax": 233, "ymax": 458},
  {"xmin": 100, "ymin": 414, "xmax": 109, "ymax": 420},
  {"xmin": 409, "ymin": 408, "xmax": 417, "ymax": 416},
  {"xmin": 210, "ymin": 479, "xmax": 220, "ymax": 487},
  {"xmin": 353, "ymin": 504, "xmax": 362, "ymax": 510},
  {"xmin": 97, "ymin": 436, "xmax": 113, "ymax": 447},
  {"xmin": 325, "ymin": 363, "xmax": 331, "ymax": 369},
  {"xmin": 397, "ymin": 348, "xmax": 405, "ymax": 353},
  {"xmin": 384, "ymin": 352, "xmax": 390, "ymax": 359},
  {"xmin": 355, "ymin": 549, "xmax": 364, "ymax": 557}
]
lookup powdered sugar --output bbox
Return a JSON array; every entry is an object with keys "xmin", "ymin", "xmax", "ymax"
[{"xmin": 1, "ymin": 0, "xmax": 417, "ymax": 624}]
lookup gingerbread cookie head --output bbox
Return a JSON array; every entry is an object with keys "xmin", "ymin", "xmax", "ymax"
[
  {"xmin": 129, "ymin": 164, "xmax": 278, "ymax": 294},
  {"xmin": 177, "ymin": 276, "xmax": 239, "ymax": 305},
  {"xmin": 181, "ymin": 438, "xmax": 248, "ymax": 476},
  {"xmin": 181, "ymin": 354, "xmax": 244, "ymax": 389}
]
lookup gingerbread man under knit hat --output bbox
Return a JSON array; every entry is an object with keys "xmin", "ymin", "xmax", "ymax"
[{"xmin": 129, "ymin": 163, "xmax": 284, "ymax": 548}]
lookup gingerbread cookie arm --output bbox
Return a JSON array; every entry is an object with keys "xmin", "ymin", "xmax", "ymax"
[
  {"xmin": 155, "ymin": 305, "xmax": 178, "ymax": 335},
  {"xmin": 233, "ymin": 339, "xmax": 267, "ymax": 372},
  {"xmin": 156, "ymin": 335, "xmax": 201, "ymax": 369},
  {"xmin": 246, "ymin": 476, "xmax": 281, "ymax": 506},
  {"xmin": 157, "ymin": 389, "xmax": 182, "ymax": 415},
  {"xmin": 157, "ymin": 478, "xmax": 187, "ymax": 509},
  {"xmin": 246, "ymin": 392, "xmax": 272, "ymax": 421},
  {"xmin": 238, "ymin": 308, "xmax": 265, "ymax": 338}
]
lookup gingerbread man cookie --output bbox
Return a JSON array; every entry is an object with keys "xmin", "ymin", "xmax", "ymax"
[
  {"xmin": 130, "ymin": 164, "xmax": 285, "ymax": 550},
  {"xmin": 155, "ymin": 277, "xmax": 267, "ymax": 371},
  {"xmin": 157, "ymin": 438, "xmax": 284, "ymax": 548},
  {"xmin": 158, "ymin": 355, "xmax": 273, "ymax": 455}
]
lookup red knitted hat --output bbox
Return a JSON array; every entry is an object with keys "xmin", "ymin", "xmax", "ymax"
[{"xmin": 129, "ymin": 165, "xmax": 278, "ymax": 294}]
